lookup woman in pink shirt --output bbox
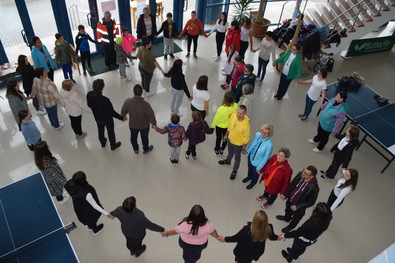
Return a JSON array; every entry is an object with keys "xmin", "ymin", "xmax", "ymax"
[{"xmin": 163, "ymin": 205, "xmax": 220, "ymax": 263}]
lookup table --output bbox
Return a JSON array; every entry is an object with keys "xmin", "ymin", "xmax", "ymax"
[
  {"xmin": 130, "ymin": 0, "xmax": 163, "ymax": 29},
  {"xmin": 0, "ymin": 173, "xmax": 79, "ymax": 263}
]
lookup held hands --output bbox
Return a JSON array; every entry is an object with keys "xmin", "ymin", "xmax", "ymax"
[
  {"xmin": 122, "ymin": 116, "xmax": 128, "ymax": 122},
  {"xmin": 278, "ymin": 234, "xmax": 285, "ymax": 240},
  {"xmin": 297, "ymin": 79, "xmax": 304, "ymax": 84},
  {"xmin": 152, "ymin": 125, "xmax": 158, "ymax": 130},
  {"xmin": 280, "ymin": 194, "xmax": 286, "ymax": 200},
  {"xmin": 107, "ymin": 214, "xmax": 115, "ymax": 219},
  {"xmin": 161, "ymin": 231, "xmax": 168, "ymax": 237},
  {"xmin": 217, "ymin": 236, "xmax": 225, "ymax": 242},
  {"xmin": 290, "ymin": 205, "xmax": 297, "ymax": 211},
  {"xmin": 188, "ymin": 97, "xmax": 193, "ymax": 101},
  {"xmin": 241, "ymin": 149, "xmax": 247, "ymax": 155}
]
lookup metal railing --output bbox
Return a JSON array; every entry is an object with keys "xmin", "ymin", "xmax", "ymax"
[
  {"xmin": 277, "ymin": 0, "xmax": 309, "ymax": 28},
  {"xmin": 68, "ymin": 4, "xmax": 80, "ymax": 31}
]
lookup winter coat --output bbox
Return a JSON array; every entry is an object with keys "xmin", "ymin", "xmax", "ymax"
[
  {"xmin": 59, "ymin": 88, "xmax": 92, "ymax": 117},
  {"xmin": 246, "ymin": 133, "xmax": 273, "ymax": 171},
  {"xmin": 259, "ymin": 154, "xmax": 293, "ymax": 194},
  {"xmin": 186, "ymin": 121, "xmax": 214, "ymax": 145}
]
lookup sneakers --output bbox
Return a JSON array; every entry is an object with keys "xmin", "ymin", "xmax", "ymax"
[
  {"xmin": 55, "ymin": 122, "xmax": 64, "ymax": 130},
  {"xmin": 164, "ymin": 54, "xmax": 168, "ymax": 60},
  {"xmin": 301, "ymin": 116, "xmax": 308, "ymax": 121},
  {"xmin": 71, "ymin": 79, "xmax": 76, "ymax": 84},
  {"xmin": 212, "ymin": 55, "xmax": 218, "ymax": 59},
  {"xmin": 170, "ymin": 54, "xmax": 175, "ymax": 58},
  {"xmin": 76, "ymin": 132, "xmax": 87, "ymax": 139},
  {"xmin": 111, "ymin": 142, "xmax": 122, "ymax": 151},
  {"xmin": 123, "ymin": 77, "xmax": 132, "ymax": 81},
  {"xmin": 214, "ymin": 150, "xmax": 219, "ymax": 156},
  {"xmin": 321, "ymin": 175, "xmax": 331, "ymax": 179},
  {"xmin": 83, "ymin": 70, "xmax": 87, "ymax": 75},
  {"xmin": 214, "ymin": 56, "xmax": 220, "ymax": 62},
  {"xmin": 145, "ymin": 91, "xmax": 155, "ymax": 97},
  {"xmin": 258, "ymin": 80, "xmax": 263, "ymax": 85},
  {"xmin": 256, "ymin": 195, "xmax": 267, "ymax": 201},
  {"xmin": 185, "ymin": 152, "xmax": 190, "ymax": 159},
  {"xmin": 143, "ymin": 145, "xmax": 154, "ymax": 154},
  {"xmin": 93, "ymin": 224, "xmax": 104, "ymax": 235},
  {"xmin": 246, "ymin": 183, "xmax": 254, "ymax": 189},
  {"xmin": 192, "ymin": 155, "xmax": 197, "ymax": 160},
  {"xmin": 134, "ymin": 150, "xmax": 139, "ymax": 154},
  {"xmin": 174, "ymin": 160, "xmax": 179, "ymax": 164},
  {"xmin": 170, "ymin": 159, "xmax": 175, "ymax": 164},
  {"xmin": 320, "ymin": 170, "xmax": 326, "ymax": 175},
  {"xmin": 242, "ymin": 177, "xmax": 251, "ymax": 183},
  {"xmin": 276, "ymin": 215, "xmax": 289, "ymax": 222},
  {"xmin": 87, "ymin": 68, "xmax": 95, "ymax": 73},
  {"xmin": 193, "ymin": 54, "xmax": 198, "ymax": 58},
  {"xmin": 298, "ymin": 114, "xmax": 305, "ymax": 117},
  {"xmin": 135, "ymin": 244, "xmax": 146, "ymax": 257},
  {"xmin": 218, "ymin": 160, "xmax": 230, "ymax": 165},
  {"xmin": 230, "ymin": 171, "xmax": 237, "ymax": 180},
  {"xmin": 221, "ymin": 83, "xmax": 229, "ymax": 89},
  {"xmin": 58, "ymin": 194, "xmax": 69, "ymax": 205},
  {"xmin": 186, "ymin": 53, "xmax": 190, "ymax": 57},
  {"xmin": 36, "ymin": 109, "xmax": 46, "ymax": 115},
  {"xmin": 313, "ymin": 147, "xmax": 321, "ymax": 152},
  {"xmin": 101, "ymin": 138, "xmax": 107, "ymax": 148},
  {"xmin": 176, "ymin": 112, "xmax": 183, "ymax": 117},
  {"xmin": 261, "ymin": 202, "xmax": 271, "ymax": 209},
  {"xmin": 308, "ymin": 139, "xmax": 316, "ymax": 143}
]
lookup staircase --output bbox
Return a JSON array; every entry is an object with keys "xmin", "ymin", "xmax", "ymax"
[{"xmin": 304, "ymin": 0, "xmax": 395, "ymax": 55}]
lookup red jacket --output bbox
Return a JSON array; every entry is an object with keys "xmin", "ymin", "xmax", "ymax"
[
  {"xmin": 258, "ymin": 155, "xmax": 292, "ymax": 194},
  {"xmin": 97, "ymin": 18, "xmax": 119, "ymax": 43},
  {"xmin": 225, "ymin": 28, "xmax": 241, "ymax": 54}
]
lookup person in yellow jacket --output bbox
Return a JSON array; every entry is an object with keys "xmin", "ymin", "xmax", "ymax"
[{"xmin": 218, "ymin": 105, "xmax": 250, "ymax": 180}]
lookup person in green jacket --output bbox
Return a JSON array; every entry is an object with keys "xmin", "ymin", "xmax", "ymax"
[
  {"xmin": 273, "ymin": 44, "xmax": 302, "ymax": 100},
  {"xmin": 55, "ymin": 33, "xmax": 77, "ymax": 83}
]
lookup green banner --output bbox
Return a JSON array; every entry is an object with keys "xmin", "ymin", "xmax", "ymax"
[{"xmin": 346, "ymin": 35, "xmax": 395, "ymax": 57}]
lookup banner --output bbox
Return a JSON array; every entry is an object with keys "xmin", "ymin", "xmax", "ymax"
[{"xmin": 346, "ymin": 35, "xmax": 395, "ymax": 57}]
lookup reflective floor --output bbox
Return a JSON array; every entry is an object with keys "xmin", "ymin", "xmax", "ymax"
[{"xmin": 0, "ymin": 34, "xmax": 394, "ymax": 263}]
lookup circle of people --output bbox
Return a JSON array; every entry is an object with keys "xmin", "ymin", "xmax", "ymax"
[{"xmin": 5, "ymin": 8, "xmax": 359, "ymax": 263}]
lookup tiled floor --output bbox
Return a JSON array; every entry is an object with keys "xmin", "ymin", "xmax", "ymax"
[{"xmin": 1, "ymin": 34, "xmax": 394, "ymax": 263}]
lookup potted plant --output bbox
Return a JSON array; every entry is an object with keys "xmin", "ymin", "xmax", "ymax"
[
  {"xmin": 233, "ymin": 0, "xmax": 254, "ymax": 25},
  {"xmin": 251, "ymin": 0, "xmax": 271, "ymax": 38}
]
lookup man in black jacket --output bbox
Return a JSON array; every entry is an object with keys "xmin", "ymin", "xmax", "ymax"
[
  {"xmin": 87, "ymin": 79, "xmax": 126, "ymax": 150},
  {"xmin": 276, "ymin": 165, "xmax": 319, "ymax": 233}
]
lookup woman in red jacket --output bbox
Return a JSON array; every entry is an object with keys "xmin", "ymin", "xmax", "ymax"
[
  {"xmin": 257, "ymin": 148, "xmax": 293, "ymax": 209},
  {"xmin": 225, "ymin": 21, "xmax": 241, "ymax": 55}
]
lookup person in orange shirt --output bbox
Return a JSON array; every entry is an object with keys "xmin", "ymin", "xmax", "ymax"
[{"xmin": 179, "ymin": 11, "xmax": 208, "ymax": 58}]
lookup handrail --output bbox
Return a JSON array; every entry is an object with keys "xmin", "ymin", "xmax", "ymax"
[
  {"xmin": 277, "ymin": 0, "xmax": 293, "ymax": 28},
  {"xmin": 325, "ymin": 0, "xmax": 367, "ymax": 27}
]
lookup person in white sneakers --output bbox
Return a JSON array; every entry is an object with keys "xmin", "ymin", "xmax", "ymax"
[{"xmin": 209, "ymin": 12, "xmax": 229, "ymax": 62}]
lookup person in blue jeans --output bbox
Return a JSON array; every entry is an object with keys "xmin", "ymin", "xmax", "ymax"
[{"xmin": 54, "ymin": 33, "xmax": 77, "ymax": 83}]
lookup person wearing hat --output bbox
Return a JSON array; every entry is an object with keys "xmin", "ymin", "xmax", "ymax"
[{"xmin": 114, "ymin": 37, "xmax": 136, "ymax": 81}]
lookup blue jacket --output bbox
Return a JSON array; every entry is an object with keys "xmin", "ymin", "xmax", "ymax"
[
  {"xmin": 31, "ymin": 45, "xmax": 57, "ymax": 72},
  {"xmin": 247, "ymin": 132, "xmax": 273, "ymax": 171}
]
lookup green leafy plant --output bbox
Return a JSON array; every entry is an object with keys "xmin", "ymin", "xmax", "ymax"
[{"xmin": 232, "ymin": 0, "xmax": 254, "ymax": 25}]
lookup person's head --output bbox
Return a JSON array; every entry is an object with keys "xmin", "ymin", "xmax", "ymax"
[
  {"xmin": 222, "ymin": 91, "xmax": 235, "ymax": 107},
  {"xmin": 31, "ymin": 36, "xmax": 42, "ymax": 49},
  {"xmin": 183, "ymin": 205, "xmax": 208, "ymax": 235},
  {"xmin": 277, "ymin": 147, "xmax": 291, "ymax": 163},
  {"xmin": 244, "ymin": 64, "xmax": 254, "ymax": 75},
  {"xmin": 34, "ymin": 141, "xmax": 55, "ymax": 170},
  {"xmin": 265, "ymin": 31, "xmax": 273, "ymax": 41},
  {"xmin": 6, "ymin": 79, "xmax": 19, "ymax": 95},
  {"xmin": 335, "ymin": 91, "xmax": 347, "ymax": 103},
  {"xmin": 220, "ymin": 12, "xmax": 227, "ymax": 25},
  {"xmin": 237, "ymin": 105, "xmax": 247, "ymax": 121},
  {"xmin": 78, "ymin": 25, "xmax": 85, "ymax": 34},
  {"xmin": 122, "ymin": 27, "xmax": 129, "ymax": 36},
  {"xmin": 141, "ymin": 36, "xmax": 152, "ymax": 48},
  {"xmin": 302, "ymin": 165, "xmax": 318, "ymax": 181},
  {"xmin": 92, "ymin": 79, "xmax": 105, "ymax": 92},
  {"xmin": 243, "ymin": 18, "xmax": 252, "ymax": 28},
  {"xmin": 196, "ymin": 75, "xmax": 208, "ymax": 91},
  {"xmin": 72, "ymin": 171, "xmax": 89, "ymax": 188},
  {"xmin": 62, "ymin": 79, "xmax": 73, "ymax": 91},
  {"xmin": 133, "ymin": 84, "xmax": 143, "ymax": 96},
  {"xmin": 122, "ymin": 196, "xmax": 137, "ymax": 213},
  {"xmin": 17, "ymin": 55, "xmax": 28, "ymax": 67},
  {"xmin": 317, "ymin": 67, "xmax": 328, "ymax": 79},
  {"xmin": 166, "ymin": 12, "xmax": 173, "ymax": 22},
  {"xmin": 250, "ymin": 210, "xmax": 272, "ymax": 242},
  {"xmin": 143, "ymin": 7, "xmax": 150, "ymax": 16},
  {"xmin": 234, "ymin": 56, "xmax": 244, "ymax": 66},
  {"xmin": 310, "ymin": 202, "xmax": 332, "ymax": 229},
  {"xmin": 260, "ymin": 124, "xmax": 274, "ymax": 138},
  {"xmin": 191, "ymin": 111, "xmax": 202, "ymax": 123},
  {"xmin": 292, "ymin": 43, "xmax": 301, "ymax": 55},
  {"xmin": 341, "ymin": 168, "xmax": 358, "ymax": 191},
  {"xmin": 230, "ymin": 20, "xmax": 239, "ymax": 30},
  {"xmin": 242, "ymin": 84, "xmax": 253, "ymax": 95},
  {"xmin": 171, "ymin": 114, "xmax": 180, "ymax": 125},
  {"xmin": 229, "ymin": 44, "xmax": 236, "ymax": 54},
  {"xmin": 34, "ymin": 67, "xmax": 47, "ymax": 79},
  {"xmin": 18, "ymin": 109, "xmax": 30, "ymax": 131},
  {"xmin": 104, "ymin": 11, "xmax": 112, "ymax": 22},
  {"xmin": 55, "ymin": 33, "xmax": 64, "ymax": 43},
  {"xmin": 171, "ymin": 59, "xmax": 183, "ymax": 73},
  {"xmin": 346, "ymin": 126, "xmax": 359, "ymax": 141},
  {"xmin": 191, "ymin": 11, "xmax": 197, "ymax": 19}
]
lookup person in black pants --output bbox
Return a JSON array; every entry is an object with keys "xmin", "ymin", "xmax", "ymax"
[
  {"xmin": 136, "ymin": 7, "xmax": 157, "ymax": 44},
  {"xmin": 208, "ymin": 12, "xmax": 228, "ymax": 61},
  {"xmin": 75, "ymin": 25, "xmax": 98, "ymax": 75},
  {"xmin": 276, "ymin": 165, "xmax": 319, "ymax": 233}
]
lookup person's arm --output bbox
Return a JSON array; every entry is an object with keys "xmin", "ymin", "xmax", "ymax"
[
  {"xmin": 147, "ymin": 105, "xmax": 157, "ymax": 127},
  {"xmin": 154, "ymin": 61, "xmax": 164, "ymax": 74},
  {"xmin": 249, "ymin": 30, "xmax": 253, "ymax": 51},
  {"xmin": 68, "ymin": 43, "xmax": 77, "ymax": 56},
  {"xmin": 332, "ymin": 110, "xmax": 348, "ymax": 136},
  {"xmin": 105, "ymin": 98, "xmax": 123, "ymax": 120},
  {"xmin": 75, "ymin": 36, "xmax": 80, "ymax": 54},
  {"xmin": 156, "ymin": 125, "xmax": 168, "ymax": 134},
  {"xmin": 86, "ymin": 193, "xmax": 109, "ymax": 216},
  {"xmin": 204, "ymin": 100, "xmax": 209, "ymax": 117},
  {"xmin": 270, "ymin": 42, "xmax": 276, "ymax": 63},
  {"xmin": 87, "ymin": 33, "xmax": 99, "ymax": 45},
  {"xmin": 48, "ymin": 83, "xmax": 63, "ymax": 106},
  {"xmin": 210, "ymin": 229, "xmax": 220, "ymax": 239},
  {"xmin": 330, "ymin": 187, "xmax": 352, "ymax": 211},
  {"xmin": 143, "ymin": 216, "xmax": 165, "ymax": 232},
  {"xmin": 198, "ymin": 20, "xmax": 208, "ymax": 37},
  {"xmin": 73, "ymin": 93, "xmax": 92, "ymax": 114},
  {"xmin": 284, "ymin": 220, "xmax": 310, "ymax": 239},
  {"xmin": 162, "ymin": 229, "xmax": 178, "ymax": 237},
  {"xmin": 181, "ymin": 75, "xmax": 192, "ymax": 99},
  {"xmin": 224, "ymin": 225, "xmax": 247, "ymax": 243},
  {"xmin": 179, "ymin": 21, "xmax": 189, "ymax": 37},
  {"xmin": 320, "ymin": 89, "xmax": 327, "ymax": 105},
  {"xmin": 157, "ymin": 22, "xmax": 165, "ymax": 36},
  {"xmin": 298, "ymin": 78, "xmax": 313, "ymax": 84}
]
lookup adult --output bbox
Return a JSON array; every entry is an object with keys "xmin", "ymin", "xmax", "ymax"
[
  {"xmin": 218, "ymin": 105, "xmax": 250, "ymax": 180},
  {"xmin": 239, "ymin": 18, "xmax": 252, "ymax": 59},
  {"xmin": 162, "ymin": 205, "xmax": 220, "ymax": 263},
  {"xmin": 121, "ymin": 84, "xmax": 156, "ymax": 154},
  {"xmin": 297, "ymin": 67, "xmax": 328, "ymax": 120},
  {"xmin": 211, "ymin": 91, "xmax": 238, "ymax": 155},
  {"xmin": 136, "ymin": 36, "xmax": 165, "ymax": 96},
  {"xmin": 238, "ymin": 84, "xmax": 254, "ymax": 120},
  {"xmin": 191, "ymin": 75, "xmax": 210, "ymax": 120},
  {"xmin": 225, "ymin": 21, "xmax": 241, "ymax": 55},
  {"xmin": 321, "ymin": 126, "xmax": 360, "ymax": 179},
  {"xmin": 243, "ymin": 124, "xmax": 274, "ymax": 190},
  {"xmin": 137, "ymin": 7, "xmax": 157, "ymax": 43},
  {"xmin": 208, "ymin": 12, "xmax": 228, "ymax": 61},
  {"xmin": 257, "ymin": 147, "xmax": 293, "ymax": 209},
  {"xmin": 31, "ymin": 67, "xmax": 64, "ymax": 129},
  {"xmin": 276, "ymin": 165, "xmax": 319, "ymax": 233},
  {"xmin": 86, "ymin": 79, "xmax": 124, "ymax": 150},
  {"xmin": 6, "ymin": 79, "xmax": 28, "ymax": 123},
  {"xmin": 233, "ymin": 64, "xmax": 256, "ymax": 102},
  {"xmin": 218, "ymin": 210, "xmax": 281, "ymax": 263},
  {"xmin": 179, "ymin": 10, "xmax": 208, "ymax": 58},
  {"xmin": 327, "ymin": 169, "xmax": 358, "ymax": 211},
  {"xmin": 281, "ymin": 203, "xmax": 332, "ymax": 263},
  {"xmin": 252, "ymin": 31, "xmax": 276, "ymax": 85},
  {"xmin": 111, "ymin": 196, "xmax": 165, "ymax": 257},
  {"xmin": 31, "ymin": 36, "xmax": 57, "ymax": 81},
  {"xmin": 309, "ymin": 91, "xmax": 349, "ymax": 152},
  {"xmin": 273, "ymin": 44, "xmax": 302, "ymax": 100},
  {"xmin": 96, "ymin": 11, "xmax": 119, "ymax": 69},
  {"xmin": 54, "ymin": 33, "xmax": 77, "ymax": 82},
  {"xmin": 64, "ymin": 171, "xmax": 112, "ymax": 235}
]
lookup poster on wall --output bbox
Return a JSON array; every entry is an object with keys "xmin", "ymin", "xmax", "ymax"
[
  {"xmin": 136, "ymin": 0, "xmax": 146, "ymax": 17},
  {"xmin": 101, "ymin": 0, "xmax": 116, "ymax": 12}
]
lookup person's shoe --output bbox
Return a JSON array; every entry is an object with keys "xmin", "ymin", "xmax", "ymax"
[
  {"xmin": 119, "ymin": 75, "xmax": 124, "ymax": 79},
  {"xmin": 111, "ymin": 142, "xmax": 122, "ymax": 151},
  {"xmin": 55, "ymin": 122, "xmax": 64, "ymax": 130},
  {"xmin": 321, "ymin": 175, "xmax": 332, "ymax": 180},
  {"xmin": 58, "ymin": 195, "xmax": 69, "ymax": 205},
  {"xmin": 71, "ymin": 79, "xmax": 76, "ymax": 84},
  {"xmin": 298, "ymin": 114, "xmax": 305, "ymax": 117},
  {"xmin": 145, "ymin": 91, "xmax": 155, "ymax": 97},
  {"xmin": 134, "ymin": 150, "xmax": 139, "ymax": 154},
  {"xmin": 93, "ymin": 224, "xmax": 104, "ymax": 235},
  {"xmin": 313, "ymin": 147, "xmax": 321, "ymax": 152},
  {"xmin": 176, "ymin": 112, "xmax": 183, "ymax": 117},
  {"xmin": 219, "ymin": 150, "xmax": 224, "ymax": 155},
  {"xmin": 170, "ymin": 54, "xmax": 175, "ymax": 58},
  {"xmin": 164, "ymin": 54, "xmax": 168, "ymax": 60},
  {"xmin": 143, "ymin": 145, "xmax": 154, "ymax": 154},
  {"xmin": 222, "ymin": 69, "xmax": 226, "ymax": 76},
  {"xmin": 185, "ymin": 152, "xmax": 190, "ymax": 159},
  {"xmin": 192, "ymin": 155, "xmax": 197, "ymax": 160},
  {"xmin": 101, "ymin": 138, "xmax": 107, "ymax": 148},
  {"xmin": 242, "ymin": 177, "xmax": 251, "ymax": 183},
  {"xmin": 174, "ymin": 160, "xmax": 179, "ymax": 164},
  {"xmin": 301, "ymin": 116, "xmax": 308, "ymax": 121},
  {"xmin": 274, "ymin": 94, "xmax": 278, "ymax": 98},
  {"xmin": 83, "ymin": 70, "xmax": 87, "ymax": 75},
  {"xmin": 86, "ymin": 226, "xmax": 92, "ymax": 231},
  {"xmin": 282, "ymin": 226, "xmax": 292, "ymax": 233},
  {"xmin": 124, "ymin": 77, "xmax": 132, "ymax": 81},
  {"xmin": 230, "ymin": 171, "xmax": 237, "ymax": 180},
  {"xmin": 130, "ymin": 252, "xmax": 135, "ymax": 256},
  {"xmin": 259, "ymin": 80, "xmax": 263, "ymax": 85},
  {"xmin": 308, "ymin": 139, "xmax": 316, "ymax": 143},
  {"xmin": 214, "ymin": 56, "xmax": 220, "ymax": 62},
  {"xmin": 256, "ymin": 195, "xmax": 267, "ymax": 201},
  {"xmin": 320, "ymin": 170, "xmax": 327, "ymax": 175},
  {"xmin": 246, "ymin": 183, "xmax": 254, "ymax": 189},
  {"xmin": 186, "ymin": 53, "xmax": 190, "ymax": 57},
  {"xmin": 193, "ymin": 54, "xmax": 198, "ymax": 58},
  {"xmin": 214, "ymin": 150, "xmax": 220, "ymax": 156},
  {"xmin": 135, "ymin": 244, "xmax": 146, "ymax": 257},
  {"xmin": 213, "ymin": 55, "xmax": 218, "ymax": 59},
  {"xmin": 36, "ymin": 109, "xmax": 46, "ymax": 115},
  {"xmin": 170, "ymin": 159, "xmax": 175, "ymax": 164},
  {"xmin": 281, "ymin": 249, "xmax": 292, "ymax": 263},
  {"xmin": 88, "ymin": 68, "xmax": 95, "ymax": 73},
  {"xmin": 219, "ymin": 160, "xmax": 230, "ymax": 165},
  {"xmin": 276, "ymin": 215, "xmax": 289, "ymax": 222},
  {"xmin": 76, "ymin": 132, "xmax": 87, "ymax": 139},
  {"xmin": 261, "ymin": 202, "xmax": 271, "ymax": 209}
]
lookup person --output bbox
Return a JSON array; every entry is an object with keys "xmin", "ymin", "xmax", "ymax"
[
  {"xmin": 75, "ymin": 24, "xmax": 98, "ymax": 75},
  {"xmin": 16, "ymin": 55, "xmax": 45, "ymax": 115},
  {"xmin": 64, "ymin": 171, "xmax": 112, "ymax": 235},
  {"xmin": 221, "ymin": 44, "xmax": 238, "ymax": 89},
  {"xmin": 137, "ymin": 7, "xmax": 157, "ymax": 43},
  {"xmin": 185, "ymin": 111, "xmax": 214, "ymax": 160},
  {"xmin": 243, "ymin": 124, "xmax": 274, "ymax": 190},
  {"xmin": 218, "ymin": 105, "xmax": 250, "ymax": 180},
  {"xmin": 230, "ymin": 56, "xmax": 245, "ymax": 91},
  {"xmin": 233, "ymin": 64, "xmax": 256, "ymax": 102},
  {"xmin": 121, "ymin": 84, "xmax": 156, "ymax": 154},
  {"xmin": 276, "ymin": 165, "xmax": 319, "ymax": 233},
  {"xmin": 114, "ymin": 37, "xmax": 135, "ymax": 81},
  {"xmin": 252, "ymin": 31, "xmax": 276, "ymax": 85},
  {"xmin": 136, "ymin": 36, "xmax": 165, "ymax": 96},
  {"xmin": 218, "ymin": 210, "xmax": 282, "ymax": 263},
  {"xmin": 96, "ymin": 11, "xmax": 119, "ymax": 69},
  {"xmin": 191, "ymin": 75, "xmax": 210, "ymax": 120},
  {"xmin": 34, "ymin": 141, "xmax": 69, "ymax": 204},
  {"xmin": 208, "ymin": 12, "xmax": 228, "ymax": 62},
  {"xmin": 238, "ymin": 84, "xmax": 254, "ymax": 120},
  {"xmin": 297, "ymin": 67, "xmax": 328, "ymax": 120},
  {"xmin": 273, "ymin": 44, "xmax": 302, "ymax": 100},
  {"xmin": 280, "ymin": 202, "xmax": 332, "ymax": 263},
  {"xmin": 31, "ymin": 67, "xmax": 64, "ymax": 129},
  {"xmin": 155, "ymin": 114, "xmax": 187, "ymax": 164},
  {"xmin": 179, "ymin": 10, "xmax": 208, "ymax": 58},
  {"xmin": 327, "ymin": 169, "xmax": 358, "ymax": 211},
  {"xmin": 18, "ymin": 109, "xmax": 41, "ymax": 151},
  {"xmin": 59, "ymin": 79, "xmax": 92, "ymax": 139},
  {"xmin": 6, "ymin": 79, "xmax": 28, "ymax": 123},
  {"xmin": 31, "ymin": 36, "xmax": 57, "ymax": 81},
  {"xmin": 54, "ymin": 33, "xmax": 77, "ymax": 82},
  {"xmin": 239, "ymin": 18, "xmax": 253, "ymax": 59},
  {"xmin": 87, "ymin": 79, "xmax": 124, "ymax": 150},
  {"xmin": 211, "ymin": 91, "xmax": 238, "ymax": 155},
  {"xmin": 164, "ymin": 59, "xmax": 192, "ymax": 116},
  {"xmin": 257, "ymin": 148, "xmax": 293, "ymax": 209},
  {"xmin": 225, "ymin": 21, "xmax": 241, "ymax": 55},
  {"xmin": 309, "ymin": 91, "xmax": 349, "ymax": 152},
  {"xmin": 110, "ymin": 196, "xmax": 165, "ymax": 258},
  {"xmin": 157, "ymin": 12, "xmax": 179, "ymax": 59},
  {"xmin": 162, "ymin": 205, "xmax": 220, "ymax": 263},
  {"xmin": 121, "ymin": 27, "xmax": 137, "ymax": 66}
]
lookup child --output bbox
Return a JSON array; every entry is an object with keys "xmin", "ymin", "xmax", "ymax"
[
  {"xmin": 185, "ymin": 111, "xmax": 214, "ymax": 160},
  {"xmin": 18, "ymin": 109, "xmax": 41, "ymax": 151},
  {"xmin": 155, "ymin": 114, "xmax": 187, "ymax": 164},
  {"xmin": 75, "ymin": 25, "xmax": 98, "ymax": 75},
  {"xmin": 179, "ymin": 10, "xmax": 208, "ymax": 58},
  {"xmin": 221, "ymin": 44, "xmax": 238, "ymax": 89},
  {"xmin": 114, "ymin": 37, "xmax": 136, "ymax": 81},
  {"xmin": 238, "ymin": 84, "xmax": 254, "ymax": 120},
  {"xmin": 121, "ymin": 27, "xmax": 137, "ymax": 66},
  {"xmin": 157, "ymin": 12, "xmax": 179, "ymax": 59},
  {"xmin": 164, "ymin": 59, "xmax": 192, "ymax": 116},
  {"xmin": 225, "ymin": 21, "xmax": 241, "ymax": 55},
  {"xmin": 54, "ymin": 33, "xmax": 77, "ymax": 82},
  {"xmin": 239, "ymin": 18, "xmax": 252, "ymax": 59},
  {"xmin": 230, "ymin": 56, "xmax": 245, "ymax": 91},
  {"xmin": 208, "ymin": 12, "xmax": 228, "ymax": 62}
]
